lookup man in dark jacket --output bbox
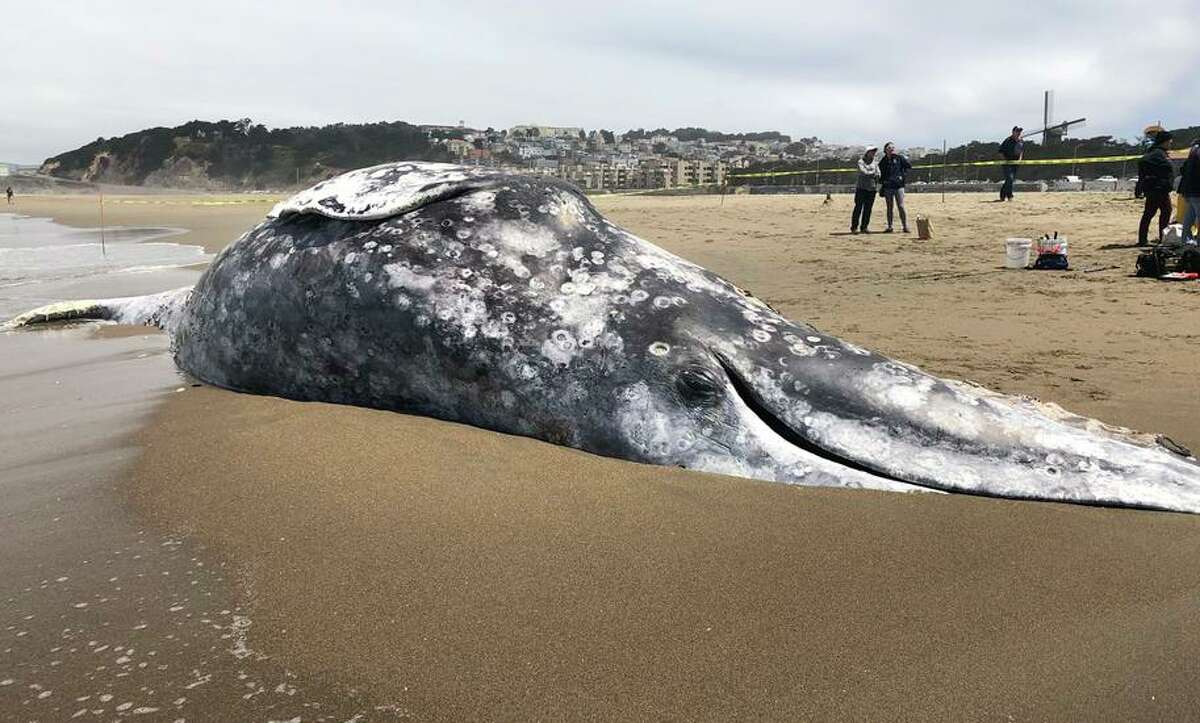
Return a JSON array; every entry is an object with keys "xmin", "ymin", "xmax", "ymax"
[
  {"xmin": 1137, "ymin": 130, "xmax": 1174, "ymax": 245},
  {"xmin": 878, "ymin": 142, "xmax": 912, "ymax": 233},
  {"xmin": 998, "ymin": 126, "xmax": 1023, "ymax": 201},
  {"xmin": 1179, "ymin": 139, "xmax": 1200, "ymax": 243}
]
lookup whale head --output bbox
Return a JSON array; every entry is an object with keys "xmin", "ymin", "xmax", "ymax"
[{"xmin": 601, "ymin": 257, "xmax": 1200, "ymax": 510}]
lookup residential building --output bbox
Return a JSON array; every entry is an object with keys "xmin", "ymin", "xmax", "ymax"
[{"xmin": 509, "ymin": 125, "xmax": 585, "ymax": 141}]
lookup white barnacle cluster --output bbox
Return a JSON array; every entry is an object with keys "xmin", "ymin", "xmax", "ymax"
[
  {"xmin": 538, "ymin": 290, "xmax": 615, "ymax": 366},
  {"xmin": 378, "ymin": 237, "xmax": 496, "ymax": 342},
  {"xmin": 861, "ymin": 362, "xmax": 937, "ymax": 415},
  {"xmin": 615, "ymin": 381, "xmax": 689, "ymax": 459},
  {"xmin": 549, "ymin": 189, "xmax": 592, "ymax": 229},
  {"xmin": 782, "ymin": 332, "xmax": 817, "ymax": 358},
  {"xmin": 351, "ymin": 188, "xmax": 627, "ymax": 369},
  {"xmin": 738, "ymin": 315, "xmax": 842, "ymax": 361},
  {"xmin": 540, "ymin": 328, "xmax": 579, "ymax": 367},
  {"xmin": 382, "ymin": 263, "xmax": 437, "ymax": 292},
  {"xmin": 474, "ymin": 217, "xmax": 562, "ymax": 281}
]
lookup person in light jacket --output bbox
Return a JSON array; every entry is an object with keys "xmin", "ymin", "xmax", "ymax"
[{"xmin": 851, "ymin": 146, "xmax": 879, "ymax": 234}]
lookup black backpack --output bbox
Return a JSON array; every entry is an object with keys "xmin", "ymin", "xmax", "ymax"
[
  {"xmin": 1137, "ymin": 245, "xmax": 1200, "ymax": 277},
  {"xmin": 1136, "ymin": 249, "xmax": 1161, "ymax": 277},
  {"xmin": 1187, "ymin": 247, "xmax": 1200, "ymax": 272}
]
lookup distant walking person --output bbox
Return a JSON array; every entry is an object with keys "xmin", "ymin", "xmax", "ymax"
[
  {"xmin": 851, "ymin": 146, "xmax": 879, "ymax": 234},
  {"xmin": 878, "ymin": 142, "xmax": 911, "ymax": 233},
  {"xmin": 1179, "ymin": 139, "xmax": 1200, "ymax": 243},
  {"xmin": 5, "ymin": 186, "xmax": 12, "ymax": 205},
  {"xmin": 1136, "ymin": 130, "xmax": 1174, "ymax": 246},
  {"xmin": 998, "ymin": 126, "xmax": 1023, "ymax": 201}
]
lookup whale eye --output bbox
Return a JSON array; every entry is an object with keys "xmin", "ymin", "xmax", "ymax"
[{"xmin": 676, "ymin": 367, "xmax": 724, "ymax": 406}]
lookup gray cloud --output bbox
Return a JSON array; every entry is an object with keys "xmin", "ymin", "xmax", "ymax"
[{"xmin": 3, "ymin": 0, "xmax": 1196, "ymax": 163}]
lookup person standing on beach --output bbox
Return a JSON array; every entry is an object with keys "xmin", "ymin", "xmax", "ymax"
[
  {"xmin": 1179, "ymin": 139, "xmax": 1200, "ymax": 243},
  {"xmin": 878, "ymin": 142, "xmax": 911, "ymax": 233},
  {"xmin": 851, "ymin": 146, "xmax": 879, "ymax": 234},
  {"xmin": 1136, "ymin": 130, "xmax": 1174, "ymax": 246},
  {"xmin": 998, "ymin": 126, "xmax": 1023, "ymax": 201},
  {"xmin": 5, "ymin": 187, "xmax": 12, "ymax": 205}
]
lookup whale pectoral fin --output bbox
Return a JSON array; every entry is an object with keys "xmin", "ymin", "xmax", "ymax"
[
  {"xmin": 2, "ymin": 287, "xmax": 192, "ymax": 334},
  {"xmin": 2, "ymin": 299, "xmax": 111, "ymax": 330}
]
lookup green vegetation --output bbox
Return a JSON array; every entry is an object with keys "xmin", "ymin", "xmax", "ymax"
[{"xmin": 41, "ymin": 119, "xmax": 450, "ymax": 189}]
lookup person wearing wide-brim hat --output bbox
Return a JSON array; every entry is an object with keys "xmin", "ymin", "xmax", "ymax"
[
  {"xmin": 851, "ymin": 146, "xmax": 880, "ymax": 234},
  {"xmin": 1136, "ymin": 129, "xmax": 1175, "ymax": 246}
]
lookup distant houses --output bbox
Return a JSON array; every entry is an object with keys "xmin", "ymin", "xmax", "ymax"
[
  {"xmin": 408, "ymin": 122, "xmax": 941, "ymax": 191},
  {"xmin": 0, "ymin": 162, "xmax": 40, "ymax": 177},
  {"xmin": 414, "ymin": 122, "xmax": 812, "ymax": 190}
]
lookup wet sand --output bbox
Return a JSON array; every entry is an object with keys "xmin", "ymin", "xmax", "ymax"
[
  {"xmin": 0, "ymin": 209, "xmax": 395, "ymax": 719},
  {"xmin": 5, "ymin": 191, "xmax": 1200, "ymax": 718}
]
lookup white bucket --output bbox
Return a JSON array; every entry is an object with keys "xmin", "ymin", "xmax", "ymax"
[{"xmin": 1005, "ymin": 238, "xmax": 1033, "ymax": 269}]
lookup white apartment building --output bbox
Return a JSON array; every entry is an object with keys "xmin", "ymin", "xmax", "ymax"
[{"xmin": 668, "ymin": 159, "xmax": 728, "ymax": 186}]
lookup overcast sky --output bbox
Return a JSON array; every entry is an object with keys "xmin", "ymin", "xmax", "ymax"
[{"xmin": 5, "ymin": 0, "xmax": 1197, "ymax": 163}]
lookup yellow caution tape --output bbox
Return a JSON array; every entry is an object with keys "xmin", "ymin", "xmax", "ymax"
[
  {"xmin": 105, "ymin": 198, "xmax": 282, "ymax": 206},
  {"xmin": 730, "ymin": 154, "xmax": 1142, "ymax": 180}
]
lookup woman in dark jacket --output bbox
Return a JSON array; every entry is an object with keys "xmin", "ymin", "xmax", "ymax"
[
  {"xmin": 1137, "ymin": 130, "xmax": 1175, "ymax": 245},
  {"xmin": 1179, "ymin": 139, "xmax": 1200, "ymax": 242}
]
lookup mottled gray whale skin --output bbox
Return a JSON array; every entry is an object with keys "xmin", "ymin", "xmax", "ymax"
[{"xmin": 7, "ymin": 162, "xmax": 1200, "ymax": 512}]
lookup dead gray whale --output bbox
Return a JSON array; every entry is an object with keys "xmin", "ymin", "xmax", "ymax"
[{"xmin": 6, "ymin": 162, "xmax": 1200, "ymax": 512}]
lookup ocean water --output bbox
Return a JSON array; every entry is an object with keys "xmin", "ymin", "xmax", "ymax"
[{"xmin": 0, "ymin": 214, "xmax": 211, "ymax": 319}]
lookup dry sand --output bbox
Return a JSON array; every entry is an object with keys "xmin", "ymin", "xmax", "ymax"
[{"xmin": 7, "ymin": 191, "xmax": 1200, "ymax": 718}]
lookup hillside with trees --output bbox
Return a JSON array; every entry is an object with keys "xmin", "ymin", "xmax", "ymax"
[{"xmin": 40, "ymin": 119, "xmax": 450, "ymax": 190}]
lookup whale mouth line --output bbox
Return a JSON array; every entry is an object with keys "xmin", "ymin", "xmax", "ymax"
[
  {"xmin": 715, "ymin": 354, "xmax": 1195, "ymax": 512},
  {"xmin": 714, "ymin": 354, "xmax": 934, "ymax": 491}
]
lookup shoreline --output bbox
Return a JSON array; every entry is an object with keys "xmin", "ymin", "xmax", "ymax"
[
  {"xmin": 0, "ymin": 210, "xmax": 399, "ymax": 719},
  {"xmin": 5, "ymin": 194, "xmax": 278, "ymax": 254}
]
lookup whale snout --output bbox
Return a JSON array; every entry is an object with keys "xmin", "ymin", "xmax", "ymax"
[{"xmin": 712, "ymin": 332, "xmax": 1200, "ymax": 514}]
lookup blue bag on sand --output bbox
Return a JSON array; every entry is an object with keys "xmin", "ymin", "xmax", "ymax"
[{"xmin": 1032, "ymin": 253, "xmax": 1069, "ymax": 270}]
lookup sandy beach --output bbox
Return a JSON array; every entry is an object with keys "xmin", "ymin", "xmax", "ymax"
[{"xmin": 3, "ymin": 190, "xmax": 1200, "ymax": 719}]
